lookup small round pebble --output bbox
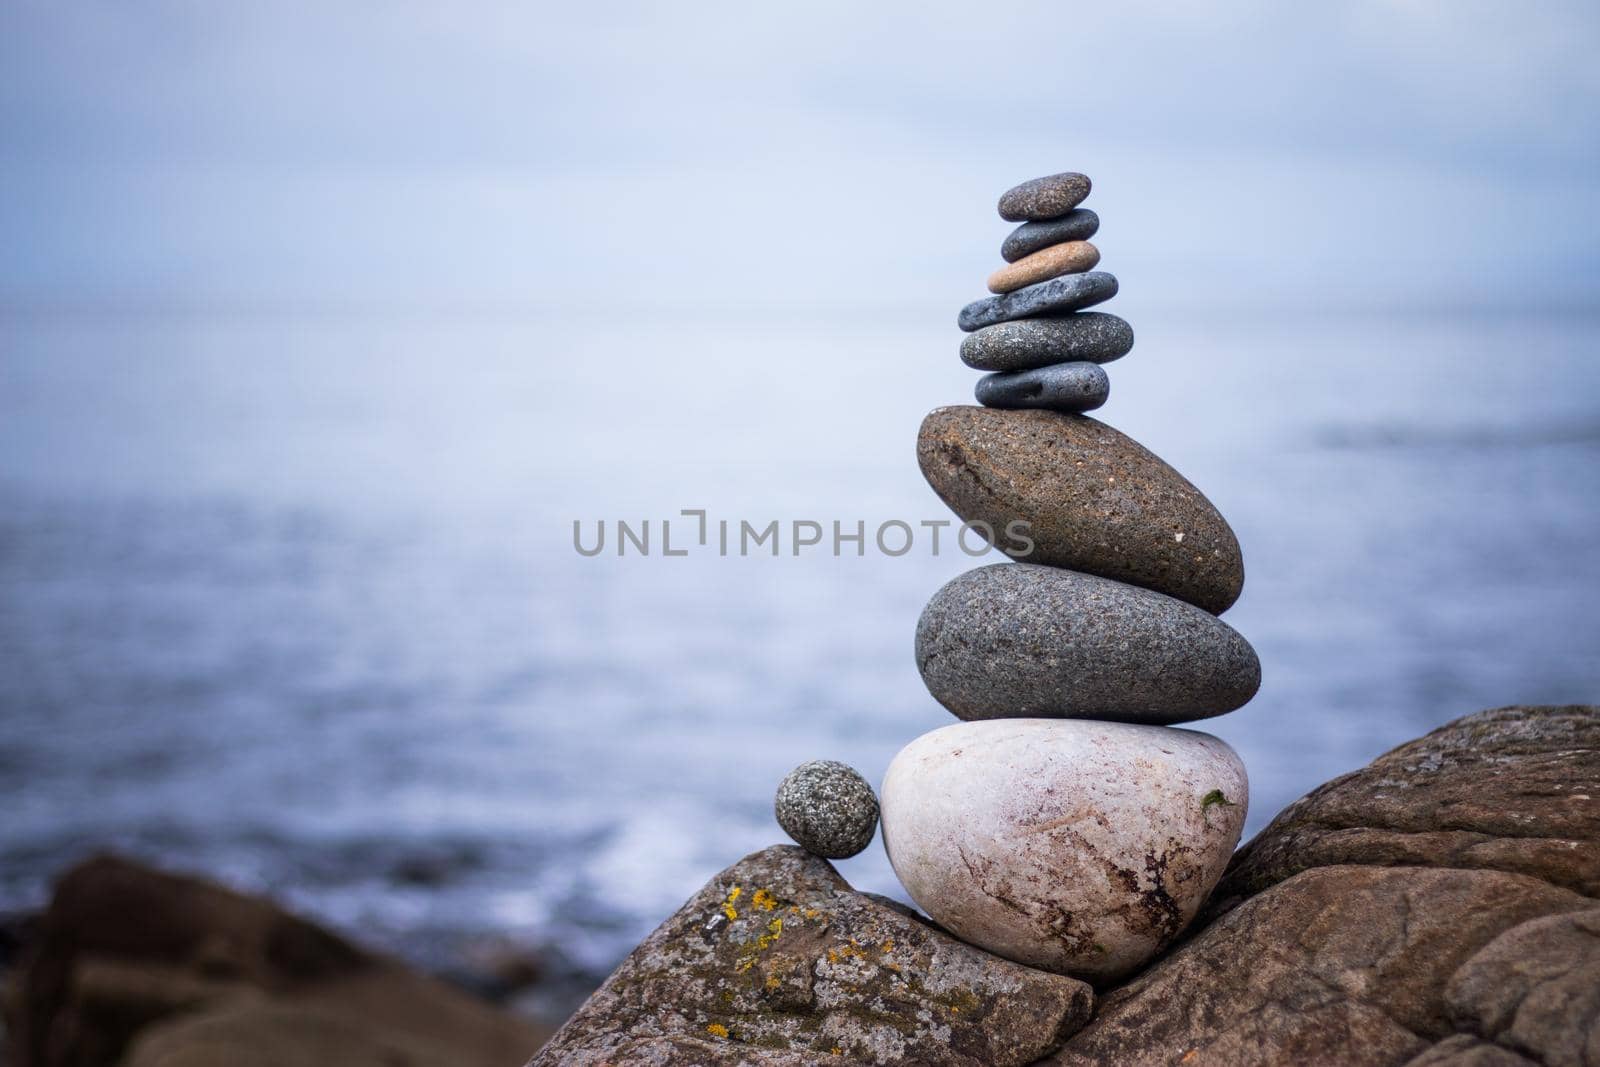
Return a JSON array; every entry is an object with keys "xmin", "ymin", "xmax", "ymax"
[
  {"xmin": 975, "ymin": 361, "xmax": 1109, "ymax": 412},
  {"xmin": 960, "ymin": 314, "xmax": 1134, "ymax": 372},
  {"xmin": 958, "ymin": 271, "xmax": 1117, "ymax": 332},
  {"xmin": 997, "ymin": 172, "xmax": 1091, "ymax": 222},
  {"xmin": 1001, "ymin": 209, "xmax": 1099, "ymax": 262},
  {"xmin": 987, "ymin": 240, "xmax": 1100, "ymax": 294},
  {"xmin": 774, "ymin": 760, "xmax": 879, "ymax": 859}
]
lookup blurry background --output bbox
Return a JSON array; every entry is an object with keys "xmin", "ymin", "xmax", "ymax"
[{"xmin": 2, "ymin": 0, "xmax": 1598, "ymax": 1024}]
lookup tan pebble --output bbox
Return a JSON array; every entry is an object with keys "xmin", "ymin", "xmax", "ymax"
[{"xmin": 986, "ymin": 241, "xmax": 1100, "ymax": 294}]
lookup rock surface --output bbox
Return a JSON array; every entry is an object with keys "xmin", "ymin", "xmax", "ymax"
[
  {"xmin": 1040, "ymin": 865, "xmax": 1594, "ymax": 1067},
  {"xmin": 1002, "ymin": 210, "xmax": 1100, "ymax": 263},
  {"xmin": 987, "ymin": 241, "xmax": 1100, "ymax": 294},
  {"xmin": 917, "ymin": 406, "xmax": 1245, "ymax": 613},
  {"xmin": 916, "ymin": 564, "xmax": 1260, "ymax": 724},
  {"xmin": 5, "ymin": 854, "xmax": 547, "ymax": 1067},
  {"xmin": 773, "ymin": 759, "xmax": 879, "ymax": 859},
  {"xmin": 881, "ymin": 719, "xmax": 1247, "ymax": 984},
  {"xmin": 960, "ymin": 314, "xmax": 1133, "ymax": 372},
  {"xmin": 1034, "ymin": 704, "xmax": 1600, "ymax": 1067},
  {"xmin": 1209, "ymin": 703, "xmax": 1600, "ymax": 909},
  {"xmin": 975, "ymin": 362, "xmax": 1110, "ymax": 413},
  {"xmin": 958, "ymin": 272, "xmax": 1117, "ymax": 331},
  {"xmin": 998, "ymin": 172, "xmax": 1091, "ymax": 222},
  {"xmin": 530, "ymin": 845, "xmax": 1093, "ymax": 1067}
]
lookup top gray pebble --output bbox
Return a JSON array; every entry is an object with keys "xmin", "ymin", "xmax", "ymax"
[
  {"xmin": 998, "ymin": 172, "xmax": 1091, "ymax": 222},
  {"xmin": 774, "ymin": 760, "xmax": 879, "ymax": 859}
]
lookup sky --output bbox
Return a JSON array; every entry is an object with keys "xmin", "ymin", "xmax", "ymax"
[{"xmin": 2, "ymin": 0, "xmax": 1599, "ymax": 310}]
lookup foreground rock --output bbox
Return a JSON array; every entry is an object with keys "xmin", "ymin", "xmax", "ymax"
[
  {"xmin": 6, "ymin": 854, "xmax": 547, "ymax": 1067},
  {"xmin": 881, "ymin": 719, "xmax": 1247, "ymax": 983},
  {"xmin": 1037, "ymin": 704, "xmax": 1600, "ymax": 1067},
  {"xmin": 917, "ymin": 406, "xmax": 1244, "ymax": 613},
  {"xmin": 531, "ymin": 845, "xmax": 1092, "ymax": 1067},
  {"xmin": 916, "ymin": 563, "xmax": 1259, "ymax": 723}
]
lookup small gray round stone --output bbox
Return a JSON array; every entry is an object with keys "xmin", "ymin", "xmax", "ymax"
[
  {"xmin": 960, "ymin": 314, "xmax": 1134, "ymax": 372},
  {"xmin": 1001, "ymin": 210, "xmax": 1099, "ymax": 262},
  {"xmin": 958, "ymin": 272, "xmax": 1117, "ymax": 332},
  {"xmin": 997, "ymin": 172, "xmax": 1091, "ymax": 222},
  {"xmin": 975, "ymin": 362, "xmax": 1109, "ymax": 413},
  {"xmin": 774, "ymin": 760, "xmax": 879, "ymax": 859}
]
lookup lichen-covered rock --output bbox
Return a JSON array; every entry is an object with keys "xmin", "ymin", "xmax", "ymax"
[
  {"xmin": 917, "ymin": 406, "xmax": 1244, "ymax": 613},
  {"xmin": 1208, "ymin": 704, "xmax": 1600, "ymax": 912},
  {"xmin": 881, "ymin": 719, "xmax": 1247, "ymax": 984},
  {"xmin": 530, "ymin": 845, "xmax": 1093, "ymax": 1067},
  {"xmin": 1038, "ymin": 865, "xmax": 1594, "ymax": 1067}
]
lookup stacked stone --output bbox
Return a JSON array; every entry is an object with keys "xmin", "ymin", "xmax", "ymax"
[
  {"xmin": 958, "ymin": 171, "xmax": 1130, "ymax": 415},
  {"xmin": 879, "ymin": 172, "xmax": 1263, "ymax": 985}
]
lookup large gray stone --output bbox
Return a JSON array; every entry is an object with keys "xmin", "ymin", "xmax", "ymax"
[
  {"xmin": 531, "ymin": 846, "xmax": 1093, "ymax": 1067},
  {"xmin": 958, "ymin": 272, "xmax": 1117, "ymax": 331},
  {"xmin": 960, "ymin": 314, "xmax": 1133, "ymax": 372},
  {"xmin": 916, "ymin": 564, "xmax": 1259, "ymax": 723},
  {"xmin": 917, "ymin": 406, "xmax": 1245, "ymax": 613}
]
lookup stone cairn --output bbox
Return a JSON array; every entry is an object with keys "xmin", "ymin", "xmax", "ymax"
[{"xmin": 777, "ymin": 171, "xmax": 1262, "ymax": 985}]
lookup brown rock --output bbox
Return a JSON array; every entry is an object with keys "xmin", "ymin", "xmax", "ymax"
[
  {"xmin": 1038, "ymin": 865, "xmax": 1593, "ymax": 1067},
  {"xmin": 1209, "ymin": 704, "xmax": 1600, "ymax": 914},
  {"xmin": 6, "ymin": 853, "xmax": 546, "ymax": 1067},
  {"xmin": 1404, "ymin": 1035, "xmax": 1541, "ymax": 1065},
  {"xmin": 531, "ymin": 845, "xmax": 1093, "ymax": 1067},
  {"xmin": 917, "ymin": 406, "xmax": 1244, "ymax": 613},
  {"xmin": 987, "ymin": 241, "xmax": 1100, "ymax": 294},
  {"xmin": 1443, "ymin": 907, "xmax": 1600, "ymax": 1066}
]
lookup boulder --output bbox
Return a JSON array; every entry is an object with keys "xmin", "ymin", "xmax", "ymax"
[
  {"xmin": 4, "ymin": 853, "xmax": 546, "ymax": 1067},
  {"xmin": 1209, "ymin": 703, "xmax": 1600, "ymax": 911},
  {"xmin": 1033, "ymin": 704, "xmax": 1600, "ymax": 1067},
  {"xmin": 530, "ymin": 845, "xmax": 1093, "ymax": 1067}
]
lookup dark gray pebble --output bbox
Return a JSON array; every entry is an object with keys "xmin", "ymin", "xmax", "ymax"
[
  {"xmin": 774, "ymin": 760, "xmax": 879, "ymax": 859},
  {"xmin": 1001, "ymin": 210, "xmax": 1099, "ymax": 262},
  {"xmin": 960, "ymin": 314, "xmax": 1134, "ymax": 372},
  {"xmin": 915, "ymin": 563, "xmax": 1261, "ymax": 724},
  {"xmin": 997, "ymin": 172, "xmax": 1091, "ymax": 222},
  {"xmin": 975, "ymin": 362, "xmax": 1109, "ymax": 413},
  {"xmin": 958, "ymin": 272, "xmax": 1117, "ymax": 332}
]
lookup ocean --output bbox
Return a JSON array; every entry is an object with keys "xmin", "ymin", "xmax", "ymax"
[{"xmin": 2, "ymin": 302, "xmax": 1597, "ymax": 1018}]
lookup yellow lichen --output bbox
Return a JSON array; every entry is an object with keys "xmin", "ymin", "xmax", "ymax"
[
  {"xmin": 706, "ymin": 1023, "xmax": 730, "ymax": 1039},
  {"xmin": 721, "ymin": 886, "xmax": 742, "ymax": 921},
  {"xmin": 752, "ymin": 888, "xmax": 778, "ymax": 911}
]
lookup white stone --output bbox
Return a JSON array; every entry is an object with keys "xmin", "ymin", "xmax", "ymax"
[{"xmin": 880, "ymin": 718, "xmax": 1247, "ymax": 983}]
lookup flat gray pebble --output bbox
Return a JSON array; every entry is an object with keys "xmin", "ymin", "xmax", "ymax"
[
  {"xmin": 958, "ymin": 272, "xmax": 1117, "ymax": 332},
  {"xmin": 960, "ymin": 313, "xmax": 1134, "ymax": 371},
  {"xmin": 915, "ymin": 563, "xmax": 1261, "ymax": 724},
  {"xmin": 975, "ymin": 362, "xmax": 1109, "ymax": 413},
  {"xmin": 1001, "ymin": 210, "xmax": 1099, "ymax": 262},
  {"xmin": 997, "ymin": 172, "xmax": 1091, "ymax": 222},
  {"xmin": 774, "ymin": 760, "xmax": 879, "ymax": 859}
]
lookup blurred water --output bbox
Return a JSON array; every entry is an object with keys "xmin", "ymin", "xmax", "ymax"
[{"xmin": 1, "ymin": 303, "xmax": 1597, "ymax": 1005}]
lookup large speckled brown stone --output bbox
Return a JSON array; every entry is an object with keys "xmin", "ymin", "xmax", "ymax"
[
  {"xmin": 530, "ymin": 845, "xmax": 1093, "ymax": 1067},
  {"xmin": 917, "ymin": 406, "xmax": 1245, "ymax": 613}
]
